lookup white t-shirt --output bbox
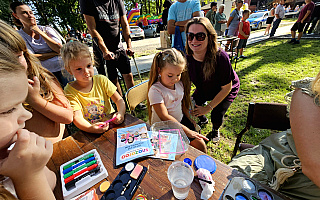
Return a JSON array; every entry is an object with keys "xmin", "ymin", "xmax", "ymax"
[
  {"xmin": 18, "ymin": 26, "xmax": 63, "ymax": 73},
  {"xmin": 148, "ymin": 81, "xmax": 184, "ymax": 125},
  {"xmin": 275, "ymin": 4, "xmax": 285, "ymax": 19}
]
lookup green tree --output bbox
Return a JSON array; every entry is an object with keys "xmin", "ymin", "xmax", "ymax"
[{"xmin": 0, "ymin": 0, "xmax": 13, "ymax": 23}]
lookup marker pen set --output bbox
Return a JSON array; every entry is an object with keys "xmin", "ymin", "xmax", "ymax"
[
  {"xmin": 60, "ymin": 149, "xmax": 108, "ymax": 200},
  {"xmin": 101, "ymin": 162, "xmax": 147, "ymax": 200}
]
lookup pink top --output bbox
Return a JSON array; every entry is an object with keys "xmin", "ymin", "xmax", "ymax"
[{"xmin": 148, "ymin": 81, "xmax": 184, "ymax": 125}]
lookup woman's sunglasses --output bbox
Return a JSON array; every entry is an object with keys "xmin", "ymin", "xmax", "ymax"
[{"xmin": 186, "ymin": 32, "xmax": 207, "ymax": 41}]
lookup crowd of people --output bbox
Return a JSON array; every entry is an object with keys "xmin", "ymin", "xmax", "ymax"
[{"xmin": 0, "ymin": 0, "xmax": 319, "ymax": 199}]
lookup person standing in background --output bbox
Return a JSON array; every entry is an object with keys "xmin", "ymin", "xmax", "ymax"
[
  {"xmin": 162, "ymin": 0, "xmax": 173, "ymax": 30},
  {"xmin": 206, "ymin": 2, "xmax": 218, "ymax": 26},
  {"xmin": 270, "ymin": 0, "xmax": 286, "ymax": 37},
  {"xmin": 215, "ymin": 4, "xmax": 227, "ymax": 36},
  {"xmin": 264, "ymin": 3, "xmax": 277, "ymax": 36},
  {"xmin": 288, "ymin": 0, "xmax": 315, "ymax": 44},
  {"xmin": 167, "ymin": 0, "xmax": 201, "ymax": 47},
  {"xmin": 80, "ymin": 0, "xmax": 146, "ymax": 110}
]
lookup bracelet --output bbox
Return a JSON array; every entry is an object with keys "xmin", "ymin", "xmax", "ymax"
[{"xmin": 207, "ymin": 104, "xmax": 213, "ymax": 110}]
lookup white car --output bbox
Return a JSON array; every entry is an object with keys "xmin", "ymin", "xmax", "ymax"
[
  {"xmin": 247, "ymin": 11, "xmax": 269, "ymax": 30},
  {"xmin": 130, "ymin": 26, "xmax": 145, "ymax": 40}
]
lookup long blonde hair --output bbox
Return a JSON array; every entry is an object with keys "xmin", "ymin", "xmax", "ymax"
[
  {"xmin": 0, "ymin": 20, "xmax": 57, "ymax": 102},
  {"xmin": 185, "ymin": 17, "xmax": 219, "ymax": 80},
  {"xmin": 147, "ymin": 48, "xmax": 191, "ymax": 123}
]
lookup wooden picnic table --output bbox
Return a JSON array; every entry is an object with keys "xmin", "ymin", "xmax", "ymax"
[{"xmin": 48, "ymin": 114, "xmax": 290, "ymax": 199}]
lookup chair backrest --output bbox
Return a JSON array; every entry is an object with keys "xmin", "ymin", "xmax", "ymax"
[
  {"xmin": 232, "ymin": 102, "xmax": 290, "ymax": 158},
  {"xmin": 125, "ymin": 80, "xmax": 149, "ymax": 112},
  {"xmin": 248, "ymin": 102, "xmax": 290, "ymax": 131}
]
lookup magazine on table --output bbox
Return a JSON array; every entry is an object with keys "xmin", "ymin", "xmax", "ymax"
[{"xmin": 116, "ymin": 123, "xmax": 154, "ymax": 166}]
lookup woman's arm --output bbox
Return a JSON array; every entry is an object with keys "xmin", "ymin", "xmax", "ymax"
[
  {"xmin": 226, "ymin": 16, "xmax": 234, "ymax": 27},
  {"xmin": 290, "ymin": 89, "xmax": 320, "ymax": 188},
  {"xmin": 153, "ymin": 103, "xmax": 208, "ymax": 141},
  {"xmin": 193, "ymin": 82, "xmax": 232, "ymax": 116},
  {"xmin": 110, "ymin": 91, "xmax": 126, "ymax": 124},
  {"xmin": 26, "ymin": 77, "xmax": 73, "ymax": 124},
  {"xmin": 73, "ymin": 110, "xmax": 109, "ymax": 133},
  {"xmin": 271, "ymin": 9, "xmax": 275, "ymax": 16},
  {"xmin": 33, "ymin": 52, "xmax": 60, "ymax": 61},
  {"xmin": 31, "ymin": 26, "xmax": 62, "ymax": 53}
]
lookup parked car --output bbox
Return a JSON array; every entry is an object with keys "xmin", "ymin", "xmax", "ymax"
[
  {"xmin": 143, "ymin": 24, "xmax": 159, "ymax": 38},
  {"xmin": 247, "ymin": 11, "xmax": 268, "ymax": 30},
  {"xmin": 130, "ymin": 26, "xmax": 145, "ymax": 40}
]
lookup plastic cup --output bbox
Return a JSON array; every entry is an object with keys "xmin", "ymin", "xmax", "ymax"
[{"xmin": 167, "ymin": 161, "xmax": 194, "ymax": 199}]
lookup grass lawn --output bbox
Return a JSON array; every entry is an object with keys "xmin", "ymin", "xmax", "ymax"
[{"xmin": 131, "ymin": 39, "xmax": 320, "ymax": 164}]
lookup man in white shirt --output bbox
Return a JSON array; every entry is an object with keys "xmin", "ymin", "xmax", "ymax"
[{"xmin": 270, "ymin": 0, "xmax": 286, "ymax": 37}]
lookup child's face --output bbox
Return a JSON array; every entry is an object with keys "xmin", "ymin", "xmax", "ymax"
[
  {"xmin": 68, "ymin": 56, "xmax": 94, "ymax": 84},
  {"xmin": 243, "ymin": 13, "xmax": 249, "ymax": 20},
  {"xmin": 0, "ymin": 71, "xmax": 32, "ymax": 156},
  {"xmin": 159, "ymin": 63, "xmax": 184, "ymax": 90}
]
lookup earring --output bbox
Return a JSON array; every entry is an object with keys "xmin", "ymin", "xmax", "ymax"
[{"xmin": 158, "ymin": 74, "xmax": 161, "ymax": 78}]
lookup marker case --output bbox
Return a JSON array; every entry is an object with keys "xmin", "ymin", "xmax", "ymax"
[
  {"xmin": 60, "ymin": 149, "xmax": 108, "ymax": 200},
  {"xmin": 222, "ymin": 177, "xmax": 284, "ymax": 200},
  {"xmin": 100, "ymin": 162, "xmax": 147, "ymax": 200}
]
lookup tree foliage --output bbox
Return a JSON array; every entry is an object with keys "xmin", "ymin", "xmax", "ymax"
[{"xmin": 0, "ymin": 0, "xmax": 172, "ymax": 34}]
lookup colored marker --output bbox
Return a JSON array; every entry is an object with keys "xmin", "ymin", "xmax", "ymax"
[
  {"xmin": 63, "ymin": 160, "xmax": 97, "ymax": 179},
  {"xmin": 64, "ymin": 163, "xmax": 98, "ymax": 184},
  {"xmin": 63, "ymin": 156, "xmax": 95, "ymax": 174},
  {"xmin": 65, "ymin": 167, "xmax": 100, "ymax": 190},
  {"xmin": 99, "ymin": 116, "xmax": 117, "ymax": 128},
  {"xmin": 63, "ymin": 153, "xmax": 94, "ymax": 170}
]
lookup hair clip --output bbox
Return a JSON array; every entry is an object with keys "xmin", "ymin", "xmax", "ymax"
[{"xmin": 163, "ymin": 54, "xmax": 170, "ymax": 61}]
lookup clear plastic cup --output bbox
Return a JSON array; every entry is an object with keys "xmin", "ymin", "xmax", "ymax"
[{"xmin": 167, "ymin": 161, "xmax": 194, "ymax": 199}]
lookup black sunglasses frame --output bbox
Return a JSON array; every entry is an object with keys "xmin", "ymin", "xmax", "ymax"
[{"xmin": 186, "ymin": 32, "xmax": 207, "ymax": 41}]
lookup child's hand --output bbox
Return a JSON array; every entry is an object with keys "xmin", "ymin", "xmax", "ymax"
[
  {"xmin": 112, "ymin": 112, "xmax": 124, "ymax": 125},
  {"xmin": 91, "ymin": 122, "xmax": 109, "ymax": 133},
  {"xmin": 0, "ymin": 129, "xmax": 53, "ymax": 181},
  {"xmin": 186, "ymin": 130, "xmax": 209, "ymax": 141},
  {"xmin": 26, "ymin": 76, "xmax": 41, "ymax": 103}
]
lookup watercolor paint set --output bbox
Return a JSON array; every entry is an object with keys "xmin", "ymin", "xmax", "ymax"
[
  {"xmin": 60, "ymin": 149, "xmax": 108, "ymax": 200},
  {"xmin": 100, "ymin": 162, "xmax": 147, "ymax": 200},
  {"xmin": 222, "ymin": 177, "xmax": 283, "ymax": 200}
]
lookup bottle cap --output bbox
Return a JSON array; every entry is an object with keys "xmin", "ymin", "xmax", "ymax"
[
  {"xmin": 194, "ymin": 155, "xmax": 217, "ymax": 174},
  {"xmin": 183, "ymin": 158, "xmax": 192, "ymax": 166}
]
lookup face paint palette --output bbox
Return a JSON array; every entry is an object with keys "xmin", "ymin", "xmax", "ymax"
[
  {"xmin": 101, "ymin": 162, "xmax": 147, "ymax": 200},
  {"xmin": 60, "ymin": 149, "xmax": 108, "ymax": 200},
  {"xmin": 222, "ymin": 177, "xmax": 283, "ymax": 200}
]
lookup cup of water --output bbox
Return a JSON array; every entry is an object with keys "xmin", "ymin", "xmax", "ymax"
[{"xmin": 167, "ymin": 161, "xmax": 194, "ymax": 199}]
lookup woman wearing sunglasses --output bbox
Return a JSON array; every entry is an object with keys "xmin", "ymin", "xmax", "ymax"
[{"xmin": 186, "ymin": 17, "xmax": 240, "ymax": 143}]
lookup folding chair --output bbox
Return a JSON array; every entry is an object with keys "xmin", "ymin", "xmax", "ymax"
[
  {"xmin": 125, "ymin": 80, "xmax": 149, "ymax": 115},
  {"xmin": 232, "ymin": 102, "xmax": 291, "ymax": 158}
]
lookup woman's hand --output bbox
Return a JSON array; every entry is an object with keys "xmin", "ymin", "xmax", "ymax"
[
  {"xmin": 185, "ymin": 129, "xmax": 209, "ymax": 141},
  {"xmin": 30, "ymin": 25, "xmax": 42, "ymax": 35},
  {"xmin": 192, "ymin": 104, "xmax": 211, "ymax": 117},
  {"xmin": 26, "ymin": 76, "xmax": 41, "ymax": 103},
  {"xmin": 0, "ymin": 129, "xmax": 53, "ymax": 181},
  {"xmin": 112, "ymin": 112, "xmax": 124, "ymax": 125}
]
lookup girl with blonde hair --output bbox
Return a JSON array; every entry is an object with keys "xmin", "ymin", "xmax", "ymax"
[
  {"xmin": 0, "ymin": 20, "xmax": 73, "ymax": 144},
  {"xmin": 0, "ymin": 43, "xmax": 56, "ymax": 199},
  {"xmin": 147, "ymin": 48, "xmax": 208, "ymax": 153},
  {"xmin": 185, "ymin": 17, "xmax": 240, "ymax": 143}
]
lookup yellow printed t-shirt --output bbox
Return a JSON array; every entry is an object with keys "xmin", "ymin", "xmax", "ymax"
[{"xmin": 64, "ymin": 75, "xmax": 117, "ymax": 124}]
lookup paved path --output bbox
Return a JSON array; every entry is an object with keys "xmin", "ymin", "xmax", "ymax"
[{"xmin": 128, "ymin": 22, "xmax": 295, "ymax": 76}]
